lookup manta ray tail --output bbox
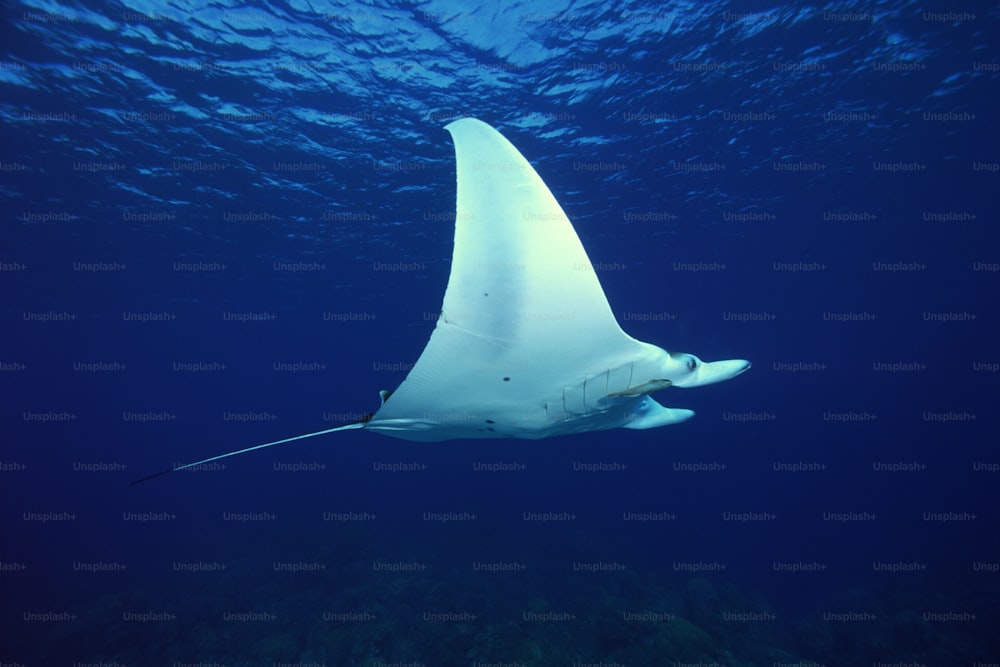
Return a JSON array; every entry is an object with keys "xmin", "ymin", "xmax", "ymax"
[{"xmin": 128, "ymin": 422, "xmax": 366, "ymax": 485}]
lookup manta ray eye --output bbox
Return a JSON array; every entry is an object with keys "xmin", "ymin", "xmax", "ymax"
[{"xmin": 687, "ymin": 358, "xmax": 697, "ymax": 372}]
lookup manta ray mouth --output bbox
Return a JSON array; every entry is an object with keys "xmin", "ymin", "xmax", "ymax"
[{"xmin": 606, "ymin": 379, "xmax": 673, "ymax": 398}]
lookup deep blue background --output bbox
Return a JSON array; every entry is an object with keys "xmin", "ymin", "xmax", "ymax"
[{"xmin": 2, "ymin": 1, "xmax": 999, "ymax": 665}]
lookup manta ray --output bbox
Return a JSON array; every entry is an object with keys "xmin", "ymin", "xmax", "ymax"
[{"xmin": 132, "ymin": 118, "xmax": 749, "ymax": 484}]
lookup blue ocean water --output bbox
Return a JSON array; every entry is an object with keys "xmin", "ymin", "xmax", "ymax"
[{"xmin": 2, "ymin": 0, "xmax": 999, "ymax": 664}]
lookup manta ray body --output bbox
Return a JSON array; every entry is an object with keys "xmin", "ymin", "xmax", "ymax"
[{"xmin": 133, "ymin": 118, "xmax": 749, "ymax": 482}]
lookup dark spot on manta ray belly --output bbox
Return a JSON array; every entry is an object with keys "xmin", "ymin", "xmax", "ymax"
[
  {"xmin": 503, "ymin": 377, "xmax": 510, "ymax": 382},
  {"xmin": 485, "ymin": 419, "xmax": 495, "ymax": 424}
]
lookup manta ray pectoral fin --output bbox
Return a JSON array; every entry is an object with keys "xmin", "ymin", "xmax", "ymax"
[
  {"xmin": 128, "ymin": 422, "xmax": 366, "ymax": 485},
  {"xmin": 368, "ymin": 117, "xmax": 651, "ymax": 437},
  {"xmin": 622, "ymin": 396, "xmax": 694, "ymax": 430},
  {"xmin": 606, "ymin": 378, "xmax": 672, "ymax": 398}
]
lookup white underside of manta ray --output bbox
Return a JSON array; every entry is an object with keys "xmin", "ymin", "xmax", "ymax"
[{"xmin": 132, "ymin": 118, "xmax": 749, "ymax": 483}]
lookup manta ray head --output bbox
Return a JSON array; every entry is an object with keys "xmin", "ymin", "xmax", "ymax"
[{"xmin": 662, "ymin": 351, "xmax": 751, "ymax": 388}]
